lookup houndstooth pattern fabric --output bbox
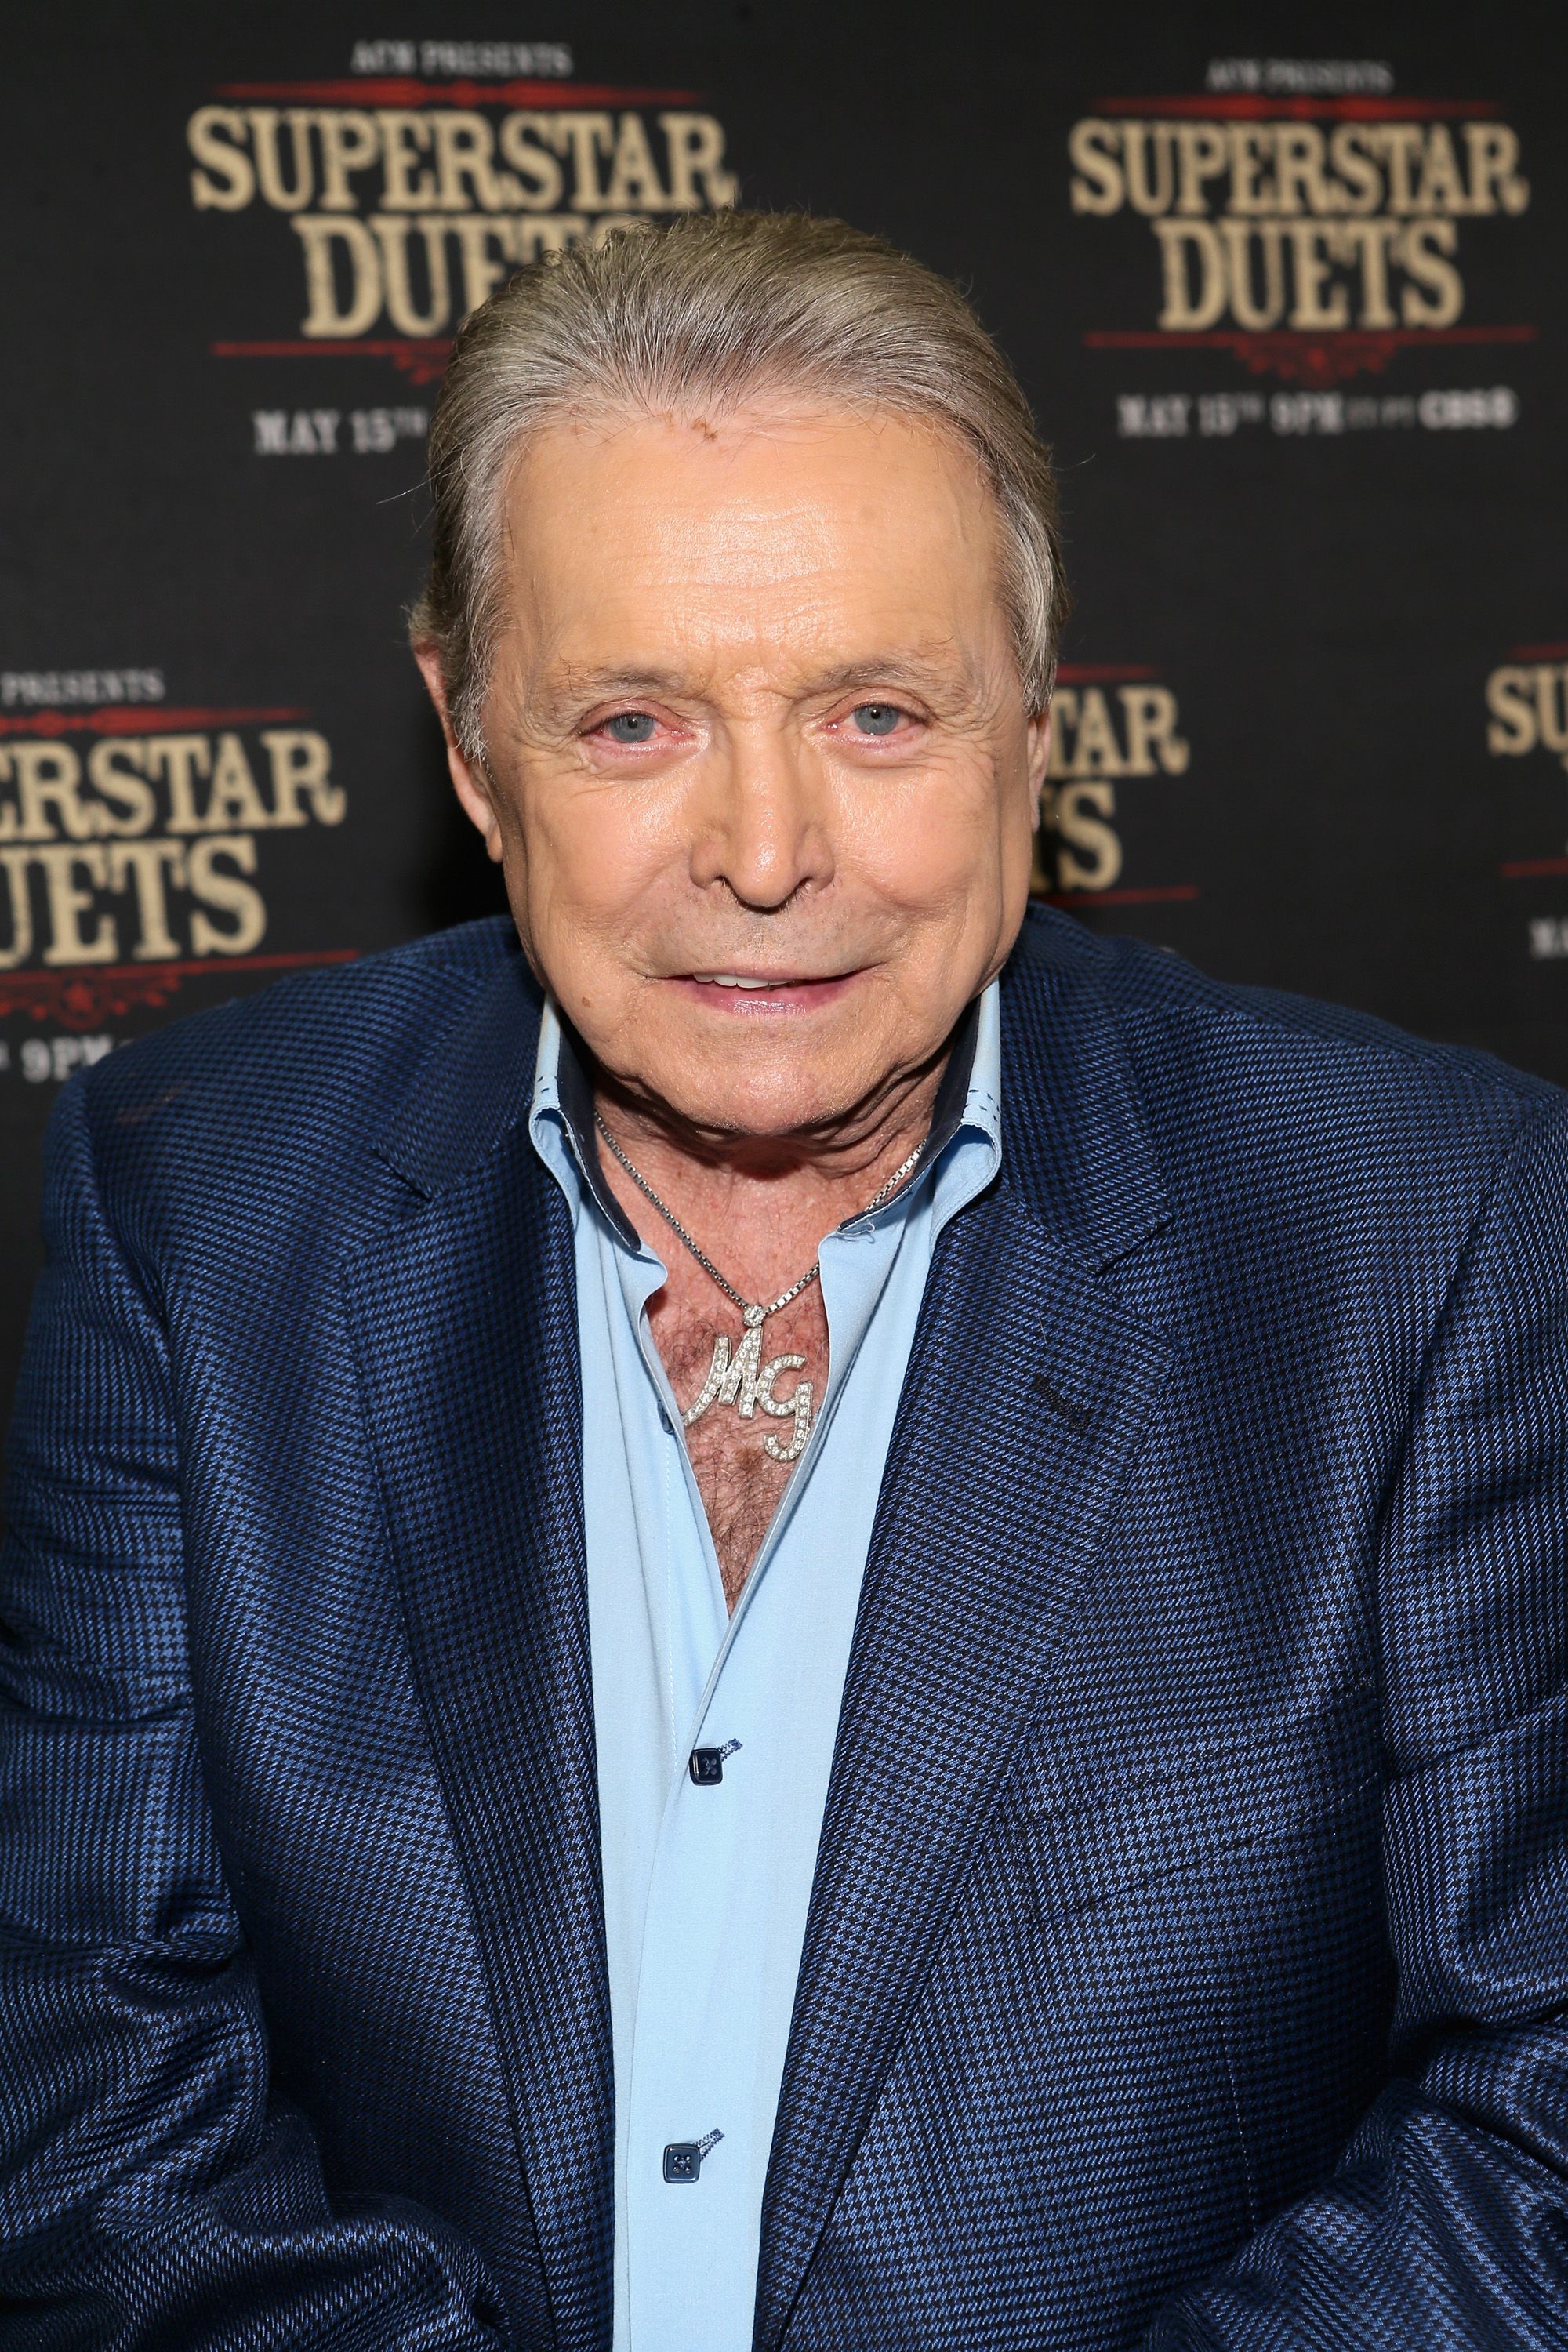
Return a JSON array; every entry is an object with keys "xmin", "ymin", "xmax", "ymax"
[{"xmin": 4, "ymin": 905, "xmax": 1568, "ymax": 2349}]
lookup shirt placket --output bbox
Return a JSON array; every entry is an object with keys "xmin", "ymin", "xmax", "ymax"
[{"xmin": 619, "ymin": 1222, "xmax": 906, "ymax": 2351}]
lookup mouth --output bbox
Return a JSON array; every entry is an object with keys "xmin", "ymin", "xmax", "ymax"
[{"xmin": 668, "ymin": 968, "xmax": 863, "ymax": 1015}]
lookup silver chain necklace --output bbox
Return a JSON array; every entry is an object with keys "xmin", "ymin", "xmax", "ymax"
[{"xmin": 594, "ymin": 1112, "xmax": 927, "ymax": 1463}]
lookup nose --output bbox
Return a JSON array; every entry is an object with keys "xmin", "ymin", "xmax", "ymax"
[{"xmin": 687, "ymin": 722, "xmax": 833, "ymax": 910}]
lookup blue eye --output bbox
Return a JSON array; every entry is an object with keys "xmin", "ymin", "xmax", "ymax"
[
  {"xmin": 604, "ymin": 711, "xmax": 657, "ymax": 743},
  {"xmin": 850, "ymin": 702, "xmax": 902, "ymax": 736}
]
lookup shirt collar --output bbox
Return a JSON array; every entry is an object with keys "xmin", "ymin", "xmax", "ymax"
[{"xmin": 529, "ymin": 978, "xmax": 1002, "ymax": 1247}]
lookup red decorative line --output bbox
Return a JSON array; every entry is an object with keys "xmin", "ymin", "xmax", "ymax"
[
  {"xmin": 1500, "ymin": 858, "xmax": 1568, "ymax": 881},
  {"xmin": 0, "ymin": 950, "xmax": 358, "ymax": 1032},
  {"xmin": 1084, "ymin": 327, "xmax": 1535, "ymax": 350},
  {"xmin": 1096, "ymin": 95, "xmax": 1498, "ymax": 120},
  {"xmin": 1508, "ymin": 643, "xmax": 1568, "ymax": 662},
  {"xmin": 1045, "ymin": 885, "xmax": 1200, "ymax": 906},
  {"xmin": 212, "ymin": 79, "xmax": 700, "ymax": 106},
  {"xmin": 212, "ymin": 338, "xmax": 452, "ymax": 383},
  {"xmin": 1083, "ymin": 325, "xmax": 1537, "ymax": 387},
  {"xmin": 1055, "ymin": 663, "xmax": 1159, "ymax": 684},
  {"xmin": 0, "ymin": 706, "xmax": 307, "ymax": 738}
]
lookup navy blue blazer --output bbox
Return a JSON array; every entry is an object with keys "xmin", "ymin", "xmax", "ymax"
[{"xmin": 5, "ymin": 906, "xmax": 1568, "ymax": 2349}]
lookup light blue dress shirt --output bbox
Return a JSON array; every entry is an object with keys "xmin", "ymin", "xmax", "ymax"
[{"xmin": 528, "ymin": 985, "xmax": 1003, "ymax": 2352}]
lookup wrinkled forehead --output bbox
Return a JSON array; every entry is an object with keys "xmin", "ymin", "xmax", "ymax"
[{"xmin": 492, "ymin": 397, "xmax": 1014, "ymax": 688}]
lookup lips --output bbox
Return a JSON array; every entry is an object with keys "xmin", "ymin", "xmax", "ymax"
[{"xmin": 671, "ymin": 968, "xmax": 861, "ymax": 1012}]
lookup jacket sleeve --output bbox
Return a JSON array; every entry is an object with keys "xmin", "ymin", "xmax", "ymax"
[
  {"xmin": 0, "ymin": 1075, "xmax": 507, "ymax": 2348},
  {"xmin": 1148, "ymin": 1093, "xmax": 1568, "ymax": 2350}
]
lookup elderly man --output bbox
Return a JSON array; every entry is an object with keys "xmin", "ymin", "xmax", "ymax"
[{"xmin": 5, "ymin": 211, "xmax": 1568, "ymax": 2352}]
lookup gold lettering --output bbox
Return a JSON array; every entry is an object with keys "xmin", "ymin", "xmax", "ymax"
[
  {"xmin": 498, "ymin": 114, "xmax": 567, "ymax": 209},
  {"xmin": 0, "ymin": 848, "xmax": 33, "ymax": 969},
  {"xmin": 372, "ymin": 215, "xmax": 451, "ymax": 335},
  {"xmin": 85, "ymin": 740, "xmax": 158, "ymax": 836},
  {"xmin": 376, "ymin": 111, "xmax": 438, "ymax": 209},
  {"xmin": 1226, "ymin": 125, "xmax": 1272, "ymax": 216},
  {"xmin": 1377, "ymin": 125, "xmax": 1426, "ymax": 215},
  {"xmin": 316, "ymin": 110, "xmax": 379, "ymax": 209},
  {"xmin": 430, "ymin": 113, "xmax": 508, "ymax": 209},
  {"xmin": 1046, "ymin": 691, "xmax": 1079, "ymax": 778},
  {"xmin": 1327, "ymin": 125, "xmax": 1382, "ymax": 215},
  {"xmin": 452, "ymin": 217, "xmax": 516, "ymax": 314},
  {"xmin": 1068, "ymin": 118, "xmax": 1124, "ymax": 214},
  {"xmin": 1123, "ymin": 123, "xmax": 1176, "ymax": 216},
  {"xmin": 205, "ymin": 734, "xmax": 271, "ymax": 830},
  {"xmin": 1174, "ymin": 123, "xmax": 1228, "ymax": 216},
  {"xmin": 1463, "ymin": 123, "xmax": 1529, "ymax": 216},
  {"xmin": 1486, "ymin": 665, "xmax": 1537, "ymax": 754},
  {"xmin": 107, "ymin": 841, "xmax": 185, "ymax": 959},
  {"xmin": 1218, "ymin": 220, "xmax": 1287, "ymax": 329},
  {"xmin": 1399, "ymin": 218, "xmax": 1463, "ymax": 327},
  {"xmin": 1054, "ymin": 782, "xmax": 1123, "ymax": 891},
  {"xmin": 1273, "ymin": 125, "xmax": 1336, "ymax": 216},
  {"xmin": 1285, "ymin": 221, "xmax": 1349, "ymax": 329},
  {"xmin": 188, "ymin": 835, "xmax": 267, "ymax": 954},
  {"xmin": 4, "ymin": 743, "xmax": 95, "ymax": 842},
  {"xmin": 262, "ymin": 731, "xmax": 345, "ymax": 826},
  {"xmin": 294, "ymin": 216, "xmax": 382, "ymax": 336},
  {"xmin": 248, "ymin": 107, "xmax": 315, "ymax": 211},
  {"xmin": 1415, "ymin": 125, "xmax": 1468, "ymax": 215},
  {"xmin": 1337, "ymin": 218, "xmax": 1399, "ymax": 328},
  {"xmin": 36, "ymin": 844, "xmax": 117, "ymax": 965},
  {"xmin": 145, "ymin": 736, "xmax": 212, "ymax": 833},
  {"xmin": 1154, "ymin": 220, "xmax": 1226, "ymax": 329},
  {"xmin": 604, "ymin": 111, "xmax": 670, "ymax": 210},
  {"xmin": 1119, "ymin": 687, "xmax": 1189, "ymax": 775},
  {"xmin": 187, "ymin": 106, "xmax": 256, "ymax": 210},
  {"xmin": 548, "ymin": 112, "xmax": 615, "ymax": 209},
  {"xmin": 1534, "ymin": 668, "xmax": 1568, "ymax": 760},
  {"xmin": 658, "ymin": 113, "xmax": 738, "ymax": 210},
  {"xmin": 1069, "ymin": 690, "xmax": 1128, "ymax": 776}
]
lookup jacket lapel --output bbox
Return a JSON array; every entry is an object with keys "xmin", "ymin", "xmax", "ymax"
[
  {"xmin": 756, "ymin": 925, "xmax": 1175, "ymax": 2347},
  {"xmin": 343, "ymin": 951, "xmax": 612, "ymax": 2352}
]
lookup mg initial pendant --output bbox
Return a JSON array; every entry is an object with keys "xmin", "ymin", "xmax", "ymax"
[
  {"xmin": 683, "ymin": 1301, "xmax": 814, "ymax": 1463},
  {"xmin": 592, "ymin": 1111, "xmax": 854, "ymax": 1468}
]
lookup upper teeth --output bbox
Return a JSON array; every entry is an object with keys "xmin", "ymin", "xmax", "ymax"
[{"xmin": 705, "ymin": 974, "xmax": 773, "ymax": 989}]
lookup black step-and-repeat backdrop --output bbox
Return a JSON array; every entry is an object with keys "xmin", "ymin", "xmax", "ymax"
[{"xmin": 3, "ymin": 4, "xmax": 1565, "ymax": 1407}]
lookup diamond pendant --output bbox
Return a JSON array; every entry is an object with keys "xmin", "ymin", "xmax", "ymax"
[{"xmin": 682, "ymin": 1302, "xmax": 814, "ymax": 1462}]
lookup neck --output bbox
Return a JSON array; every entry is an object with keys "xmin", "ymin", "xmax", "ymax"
[{"xmin": 589, "ymin": 1025, "xmax": 961, "ymax": 1294}]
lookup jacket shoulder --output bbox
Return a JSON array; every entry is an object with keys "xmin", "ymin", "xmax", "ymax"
[
  {"xmin": 1006, "ymin": 906, "xmax": 1568, "ymax": 1250},
  {"xmin": 1012, "ymin": 904, "xmax": 1565, "ymax": 1128},
  {"xmin": 60, "ymin": 917, "xmax": 532, "ymax": 1230}
]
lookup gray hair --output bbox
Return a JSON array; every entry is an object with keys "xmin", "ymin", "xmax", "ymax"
[{"xmin": 411, "ymin": 210, "xmax": 1068, "ymax": 760}]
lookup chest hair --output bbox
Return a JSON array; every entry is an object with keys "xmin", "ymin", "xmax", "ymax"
[{"xmin": 652, "ymin": 1284, "xmax": 829, "ymax": 1610}]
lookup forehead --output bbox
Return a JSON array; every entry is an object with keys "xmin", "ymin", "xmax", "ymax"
[{"xmin": 498, "ymin": 401, "xmax": 1008, "ymax": 677}]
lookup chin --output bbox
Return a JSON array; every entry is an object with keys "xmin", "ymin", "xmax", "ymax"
[{"xmin": 674, "ymin": 1060, "xmax": 859, "ymax": 1142}]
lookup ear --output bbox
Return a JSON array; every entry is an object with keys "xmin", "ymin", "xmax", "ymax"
[
  {"xmin": 414, "ymin": 643, "xmax": 505, "ymax": 864},
  {"xmin": 1025, "ymin": 706, "xmax": 1053, "ymax": 829}
]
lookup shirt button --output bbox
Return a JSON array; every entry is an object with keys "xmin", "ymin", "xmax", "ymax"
[
  {"xmin": 688, "ymin": 1737, "xmax": 741, "ymax": 1784},
  {"xmin": 664, "ymin": 2128, "xmax": 724, "ymax": 2182}
]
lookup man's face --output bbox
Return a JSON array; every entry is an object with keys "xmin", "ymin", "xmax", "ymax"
[{"xmin": 432, "ymin": 399, "xmax": 1049, "ymax": 1143}]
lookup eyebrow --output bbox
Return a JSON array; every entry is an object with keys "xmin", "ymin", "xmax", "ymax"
[
  {"xmin": 527, "ymin": 648, "xmax": 978, "ymax": 731},
  {"xmin": 800, "ymin": 652, "xmax": 977, "ymax": 704},
  {"xmin": 520, "ymin": 666, "xmax": 688, "ymax": 737}
]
